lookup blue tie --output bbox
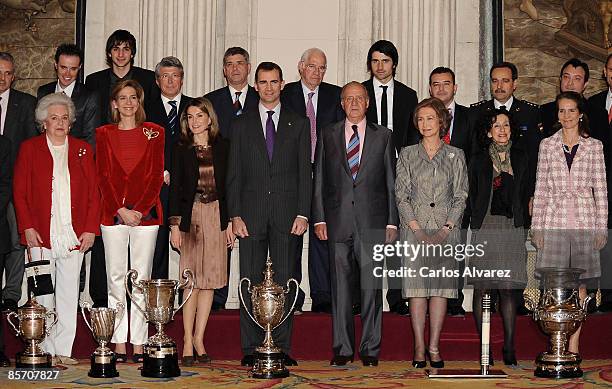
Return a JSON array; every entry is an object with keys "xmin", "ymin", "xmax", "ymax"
[
  {"xmin": 168, "ymin": 100, "xmax": 178, "ymax": 135},
  {"xmin": 347, "ymin": 125, "xmax": 360, "ymax": 180},
  {"xmin": 266, "ymin": 111, "xmax": 275, "ymax": 161}
]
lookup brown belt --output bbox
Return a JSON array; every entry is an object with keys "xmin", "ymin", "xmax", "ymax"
[{"xmin": 194, "ymin": 192, "xmax": 218, "ymax": 204}]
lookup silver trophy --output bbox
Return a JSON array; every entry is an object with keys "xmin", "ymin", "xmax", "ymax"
[{"xmin": 81, "ymin": 302, "xmax": 125, "ymax": 377}]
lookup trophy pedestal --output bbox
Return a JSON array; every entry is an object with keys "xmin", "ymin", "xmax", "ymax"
[
  {"xmin": 141, "ymin": 343, "xmax": 181, "ymax": 378},
  {"xmin": 251, "ymin": 350, "xmax": 289, "ymax": 379},
  {"xmin": 15, "ymin": 351, "xmax": 52, "ymax": 369},
  {"xmin": 535, "ymin": 352, "xmax": 583, "ymax": 379},
  {"xmin": 89, "ymin": 353, "xmax": 119, "ymax": 378}
]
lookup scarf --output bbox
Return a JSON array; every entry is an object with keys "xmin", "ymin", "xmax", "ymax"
[{"xmin": 489, "ymin": 140, "xmax": 512, "ymax": 174}]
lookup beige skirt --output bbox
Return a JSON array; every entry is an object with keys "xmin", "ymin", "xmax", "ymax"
[{"xmin": 180, "ymin": 200, "xmax": 228, "ymax": 289}]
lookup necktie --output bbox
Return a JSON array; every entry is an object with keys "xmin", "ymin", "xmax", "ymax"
[
  {"xmin": 347, "ymin": 124, "xmax": 360, "ymax": 180},
  {"xmin": 442, "ymin": 107, "xmax": 453, "ymax": 145},
  {"xmin": 608, "ymin": 105, "xmax": 612, "ymax": 124},
  {"xmin": 168, "ymin": 100, "xmax": 178, "ymax": 135},
  {"xmin": 265, "ymin": 110, "xmax": 275, "ymax": 161},
  {"xmin": 499, "ymin": 105, "xmax": 507, "ymax": 111},
  {"xmin": 306, "ymin": 92, "xmax": 317, "ymax": 161},
  {"xmin": 234, "ymin": 91, "xmax": 243, "ymax": 115},
  {"xmin": 380, "ymin": 85, "xmax": 388, "ymax": 127}
]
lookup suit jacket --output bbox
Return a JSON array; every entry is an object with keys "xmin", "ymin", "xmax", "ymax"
[
  {"xmin": 363, "ymin": 78, "xmax": 418, "ymax": 154},
  {"xmin": 145, "ymin": 94, "xmax": 193, "ymax": 172},
  {"xmin": 2, "ymin": 89, "xmax": 37, "ymax": 163},
  {"xmin": 532, "ymin": 131, "xmax": 607, "ymax": 231},
  {"xmin": 37, "ymin": 81, "xmax": 100, "ymax": 148},
  {"xmin": 204, "ymin": 85, "xmax": 259, "ymax": 139},
  {"xmin": 0, "ymin": 135, "xmax": 12, "ymax": 253},
  {"xmin": 588, "ymin": 89, "xmax": 612, "ymax": 226},
  {"xmin": 450, "ymin": 103, "xmax": 473, "ymax": 162},
  {"xmin": 464, "ymin": 145, "xmax": 529, "ymax": 229},
  {"xmin": 226, "ymin": 108, "xmax": 311, "ymax": 236},
  {"xmin": 12, "ymin": 135, "xmax": 100, "ymax": 248},
  {"xmin": 280, "ymin": 81, "xmax": 344, "ymax": 133},
  {"xmin": 85, "ymin": 66, "xmax": 157, "ymax": 125},
  {"xmin": 312, "ymin": 120, "xmax": 399, "ymax": 242},
  {"xmin": 95, "ymin": 122, "xmax": 164, "ymax": 226}
]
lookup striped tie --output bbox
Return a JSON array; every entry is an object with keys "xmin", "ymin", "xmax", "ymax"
[
  {"xmin": 347, "ymin": 124, "xmax": 360, "ymax": 180},
  {"xmin": 234, "ymin": 92, "xmax": 243, "ymax": 115},
  {"xmin": 168, "ymin": 100, "xmax": 178, "ymax": 135}
]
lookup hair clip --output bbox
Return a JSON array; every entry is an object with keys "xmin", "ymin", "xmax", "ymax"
[{"xmin": 143, "ymin": 127, "xmax": 160, "ymax": 140}]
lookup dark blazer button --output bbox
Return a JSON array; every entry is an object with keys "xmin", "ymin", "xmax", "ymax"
[{"xmin": 430, "ymin": 202, "xmax": 435, "ymax": 207}]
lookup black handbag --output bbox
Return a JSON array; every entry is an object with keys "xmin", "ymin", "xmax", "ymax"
[{"xmin": 24, "ymin": 247, "xmax": 54, "ymax": 296}]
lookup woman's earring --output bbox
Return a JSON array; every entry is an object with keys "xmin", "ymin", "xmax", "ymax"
[{"xmin": 579, "ymin": 116, "xmax": 583, "ymax": 122}]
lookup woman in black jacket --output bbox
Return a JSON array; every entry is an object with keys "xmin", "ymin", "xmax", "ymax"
[
  {"xmin": 464, "ymin": 108, "xmax": 529, "ymax": 366},
  {"xmin": 168, "ymin": 97, "xmax": 234, "ymax": 365}
]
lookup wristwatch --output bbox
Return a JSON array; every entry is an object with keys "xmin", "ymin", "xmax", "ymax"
[{"xmin": 443, "ymin": 223, "xmax": 454, "ymax": 231}]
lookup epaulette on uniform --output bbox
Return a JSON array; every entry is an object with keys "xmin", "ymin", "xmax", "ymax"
[
  {"xmin": 520, "ymin": 99, "xmax": 540, "ymax": 109},
  {"xmin": 470, "ymin": 100, "xmax": 488, "ymax": 108}
]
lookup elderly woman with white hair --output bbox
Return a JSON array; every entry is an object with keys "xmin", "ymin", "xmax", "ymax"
[{"xmin": 13, "ymin": 92, "xmax": 100, "ymax": 365}]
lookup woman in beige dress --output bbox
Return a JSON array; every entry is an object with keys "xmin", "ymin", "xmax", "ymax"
[{"xmin": 168, "ymin": 97, "xmax": 234, "ymax": 365}]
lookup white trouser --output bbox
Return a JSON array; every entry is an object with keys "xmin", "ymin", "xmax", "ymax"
[
  {"xmin": 34, "ymin": 247, "xmax": 83, "ymax": 357},
  {"xmin": 101, "ymin": 224, "xmax": 158, "ymax": 345}
]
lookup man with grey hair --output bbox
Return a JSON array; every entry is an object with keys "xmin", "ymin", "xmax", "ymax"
[
  {"xmin": 0, "ymin": 52, "xmax": 36, "ymax": 319},
  {"xmin": 145, "ymin": 56, "xmax": 193, "ymax": 279},
  {"xmin": 281, "ymin": 47, "xmax": 344, "ymax": 313}
]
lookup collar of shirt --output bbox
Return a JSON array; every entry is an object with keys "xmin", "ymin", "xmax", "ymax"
[
  {"xmin": 606, "ymin": 90, "xmax": 612, "ymax": 111},
  {"xmin": 229, "ymin": 84, "xmax": 248, "ymax": 107},
  {"xmin": 373, "ymin": 77, "xmax": 394, "ymax": 130},
  {"xmin": 55, "ymin": 80, "xmax": 76, "ymax": 97},
  {"xmin": 494, "ymin": 96, "xmax": 514, "ymax": 110},
  {"xmin": 300, "ymin": 80, "xmax": 319, "ymax": 111},
  {"xmin": 0, "ymin": 88, "xmax": 9, "ymax": 135},
  {"xmin": 344, "ymin": 118, "xmax": 367, "ymax": 158},
  {"xmin": 259, "ymin": 102, "xmax": 281, "ymax": 138},
  {"xmin": 161, "ymin": 93, "xmax": 182, "ymax": 116},
  {"xmin": 447, "ymin": 100, "xmax": 456, "ymax": 139},
  {"xmin": 373, "ymin": 77, "xmax": 394, "ymax": 95}
]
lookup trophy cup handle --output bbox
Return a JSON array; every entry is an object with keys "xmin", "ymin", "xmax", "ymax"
[
  {"xmin": 173, "ymin": 269, "xmax": 194, "ymax": 319},
  {"xmin": 80, "ymin": 301, "xmax": 94, "ymax": 333},
  {"xmin": 115, "ymin": 302, "xmax": 126, "ymax": 322},
  {"xmin": 124, "ymin": 269, "xmax": 148, "ymax": 318},
  {"xmin": 45, "ymin": 311, "xmax": 58, "ymax": 337},
  {"xmin": 238, "ymin": 277, "xmax": 264, "ymax": 330},
  {"xmin": 273, "ymin": 278, "xmax": 300, "ymax": 331},
  {"xmin": 6, "ymin": 311, "xmax": 20, "ymax": 335}
]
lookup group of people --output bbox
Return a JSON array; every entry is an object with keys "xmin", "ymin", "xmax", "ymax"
[{"xmin": 0, "ymin": 29, "xmax": 610, "ymax": 371}]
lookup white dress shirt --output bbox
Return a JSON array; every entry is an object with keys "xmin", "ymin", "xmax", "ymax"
[
  {"xmin": 373, "ymin": 77, "xmax": 394, "ymax": 131},
  {"xmin": 161, "ymin": 93, "xmax": 183, "ymax": 116},
  {"xmin": 606, "ymin": 90, "xmax": 612, "ymax": 112},
  {"xmin": 494, "ymin": 95, "xmax": 514, "ymax": 110},
  {"xmin": 229, "ymin": 84, "xmax": 248, "ymax": 108},
  {"xmin": 258, "ymin": 102, "xmax": 281, "ymax": 138},
  {"xmin": 0, "ymin": 89, "xmax": 8, "ymax": 135},
  {"xmin": 300, "ymin": 81, "xmax": 319, "ymax": 113},
  {"xmin": 55, "ymin": 81, "xmax": 76, "ymax": 97},
  {"xmin": 446, "ymin": 100, "xmax": 456, "ymax": 140}
]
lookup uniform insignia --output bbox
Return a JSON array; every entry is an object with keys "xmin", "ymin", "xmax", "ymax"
[
  {"xmin": 538, "ymin": 122, "xmax": 544, "ymax": 133},
  {"xmin": 470, "ymin": 100, "xmax": 487, "ymax": 107}
]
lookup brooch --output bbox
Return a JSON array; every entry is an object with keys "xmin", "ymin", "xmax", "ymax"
[
  {"xmin": 448, "ymin": 152, "xmax": 455, "ymax": 159},
  {"xmin": 78, "ymin": 148, "xmax": 87, "ymax": 157},
  {"xmin": 143, "ymin": 127, "xmax": 160, "ymax": 140}
]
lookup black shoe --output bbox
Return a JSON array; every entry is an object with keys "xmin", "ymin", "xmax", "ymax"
[
  {"xmin": 0, "ymin": 352, "xmax": 10, "ymax": 367},
  {"xmin": 132, "ymin": 353, "xmax": 145, "ymax": 363},
  {"xmin": 412, "ymin": 360, "xmax": 426, "ymax": 368},
  {"xmin": 115, "ymin": 353, "xmax": 127, "ymax": 363},
  {"xmin": 311, "ymin": 302, "xmax": 332, "ymax": 313},
  {"xmin": 448, "ymin": 306, "xmax": 466, "ymax": 316},
  {"xmin": 516, "ymin": 306, "xmax": 531, "ymax": 316},
  {"xmin": 361, "ymin": 356, "xmax": 378, "ymax": 366},
  {"xmin": 391, "ymin": 303, "xmax": 410, "ymax": 316},
  {"xmin": 283, "ymin": 354, "xmax": 298, "ymax": 366},
  {"xmin": 330, "ymin": 355, "xmax": 353, "ymax": 366},
  {"xmin": 502, "ymin": 347, "xmax": 517, "ymax": 366},
  {"xmin": 2, "ymin": 299, "xmax": 17, "ymax": 312},
  {"xmin": 352, "ymin": 304, "xmax": 361, "ymax": 316},
  {"xmin": 181, "ymin": 355, "xmax": 195, "ymax": 366},
  {"xmin": 426, "ymin": 349, "xmax": 444, "ymax": 368},
  {"xmin": 241, "ymin": 354, "xmax": 254, "ymax": 367}
]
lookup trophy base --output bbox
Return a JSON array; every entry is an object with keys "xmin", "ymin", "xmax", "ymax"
[
  {"xmin": 141, "ymin": 344, "xmax": 180, "ymax": 378},
  {"xmin": 15, "ymin": 352, "xmax": 52, "ymax": 369},
  {"xmin": 250, "ymin": 351, "xmax": 289, "ymax": 379},
  {"xmin": 535, "ymin": 353, "xmax": 583, "ymax": 379},
  {"xmin": 89, "ymin": 353, "xmax": 119, "ymax": 378}
]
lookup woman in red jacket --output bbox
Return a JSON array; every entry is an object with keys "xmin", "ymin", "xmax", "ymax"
[
  {"xmin": 13, "ymin": 93, "xmax": 100, "ymax": 365},
  {"xmin": 96, "ymin": 79, "xmax": 164, "ymax": 363}
]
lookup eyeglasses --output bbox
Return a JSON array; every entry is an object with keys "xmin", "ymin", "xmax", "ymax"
[
  {"xmin": 305, "ymin": 64, "xmax": 327, "ymax": 73},
  {"xmin": 343, "ymin": 95, "xmax": 366, "ymax": 103},
  {"xmin": 160, "ymin": 73, "xmax": 182, "ymax": 80}
]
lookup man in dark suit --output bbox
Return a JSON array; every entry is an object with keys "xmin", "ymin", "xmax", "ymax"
[
  {"xmin": 281, "ymin": 48, "xmax": 344, "ymax": 313},
  {"xmin": 85, "ymin": 29, "xmax": 156, "ymax": 125},
  {"xmin": 205, "ymin": 47, "xmax": 259, "ymax": 310},
  {"xmin": 363, "ymin": 40, "xmax": 416, "ymax": 315},
  {"xmin": 205, "ymin": 47, "xmax": 259, "ymax": 139},
  {"xmin": 37, "ymin": 44, "xmax": 99, "ymax": 147},
  {"xmin": 145, "ymin": 56, "xmax": 192, "ymax": 280},
  {"xmin": 588, "ymin": 53, "xmax": 612, "ymax": 312},
  {"xmin": 0, "ymin": 134, "xmax": 12, "ymax": 365},
  {"xmin": 0, "ymin": 52, "xmax": 37, "ymax": 312},
  {"xmin": 227, "ymin": 62, "xmax": 311, "ymax": 367},
  {"xmin": 313, "ymin": 81, "xmax": 398, "ymax": 367},
  {"xmin": 428, "ymin": 66, "xmax": 471, "ymax": 316},
  {"xmin": 470, "ymin": 61, "xmax": 542, "ymax": 316}
]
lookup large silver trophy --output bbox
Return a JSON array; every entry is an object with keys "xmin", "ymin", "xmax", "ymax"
[
  {"xmin": 125, "ymin": 269, "xmax": 194, "ymax": 378},
  {"xmin": 526, "ymin": 268, "xmax": 593, "ymax": 378},
  {"xmin": 81, "ymin": 302, "xmax": 125, "ymax": 378},
  {"xmin": 7, "ymin": 295, "xmax": 57, "ymax": 368},
  {"xmin": 239, "ymin": 257, "xmax": 299, "ymax": 379}
]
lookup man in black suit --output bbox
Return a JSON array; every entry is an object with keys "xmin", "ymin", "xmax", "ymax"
[
  {"xmin": 281, "ymin": 48, "xmax": 344, "ymax": 313},
  {"xmin": 37, "ymin": 44, "xmax": 99, "ymax": 147},
  {"xmin": 85, "ymin": 29, "xmax": 156, "ymax": 125},
  {"xmin": 313, "ymin": 81, "xmax": 398, "ymax": 367},
  {"xmin": 205, "ymin": 47, "xmax": 259, "ymax": 139},
  {"xmin": 363, "ymin": 40, "xmax": 416, "ymax": 316},
  {"xmin": 145, "ymin": 56, "xmax": 192, "ymax": 280},
  {"xmin": 227, "ymin": 62, "xmax": 311, "ymax": 367},
  {"xmin": 0, "ymin": 134, "xmax": 13, "ymax": 365},
  {"xmin": 428, "ymin": 66, "xmax": 471, "ymax": 316},
  {"xmin": 0, "ymin": 52, "xmax": 37, "ymax": 312},
  {"xmin": 470, "ymin": 61, "xmax": 542, "ymax": 316},
  {"xmin": 588, "ymin": 53, "xmax": 612, "ymax": 312}
]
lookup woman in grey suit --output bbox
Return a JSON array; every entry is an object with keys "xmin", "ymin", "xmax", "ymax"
[{"xmin": 395, "ymin": 97, "xmax": 468, "ymax": 368}]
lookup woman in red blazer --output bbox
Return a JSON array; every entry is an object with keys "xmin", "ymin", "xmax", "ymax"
[
  {"xmin": 13, "ymin": 93, "xmax": 100, "ymax": 365},
  {"xmin": 96, "ymin": 79, "xmax": 164, "ymax": 363}
]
